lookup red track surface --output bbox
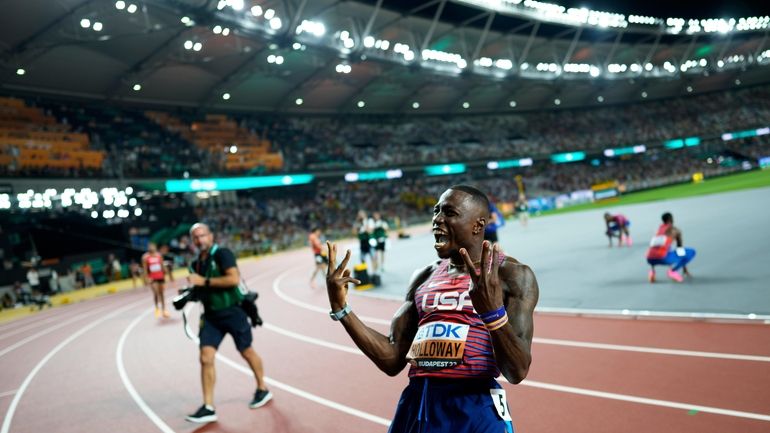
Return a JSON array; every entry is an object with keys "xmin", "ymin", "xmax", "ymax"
[{"xmin": 1, "ymin": 248, "xmax": 769, "ymax": 433}]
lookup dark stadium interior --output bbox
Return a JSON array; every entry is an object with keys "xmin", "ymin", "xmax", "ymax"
[{"xmin": 1, "ymin": 1, "xmax": 769, "ymax": 432}]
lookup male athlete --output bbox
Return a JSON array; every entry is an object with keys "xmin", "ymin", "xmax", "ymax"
[
  {"xmin": 142, "ymin": 243, "xmax": 169, "ymax": 318},
  {"xmin": 309, "ymin": 227, "xmax": 327, "ymax": 289},
  {"xmin": 354, "ymin": 210, "xmax": 375, "ymax": 270},
  {"xmin": 646, "ymin": 212, "xmax": 695, "ymax": 283},
  {"xmin": 372, "ymin": 212, "xmax": 389, "ymax": 274},
  {"xmin": 604, "ymin": 212, "xmax": 632, "ymax": 247},
  {"xmin": 326, "ymin": 185, "xmax": 539, "ymax": 433}
]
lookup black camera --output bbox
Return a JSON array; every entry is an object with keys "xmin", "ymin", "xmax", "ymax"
[{"xmin": 172, "ymin": 286, "xmax": 200, "ymax": 310}]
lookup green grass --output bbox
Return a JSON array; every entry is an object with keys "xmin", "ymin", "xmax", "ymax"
[{"xmin": 540, "ymin": 169, "xmax": 770, "ymax": 216}]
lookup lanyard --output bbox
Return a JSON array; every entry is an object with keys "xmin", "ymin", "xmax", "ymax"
[{"xmin": 195, "ymin": 244, "xmax": 219, "ymax": 278}]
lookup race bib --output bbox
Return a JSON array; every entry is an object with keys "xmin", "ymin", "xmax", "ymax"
[
  {"xmin": 649, "ymin": 235, "xmax": 667, "ymax": 247},
  {"xmin": 490, "ymin": 388, "xmax": 513, "ymax": 421},
  {"xmin": 149, "ymin": 263, "xmax": 162, "ymax": 272},
  {"xmin": 406, "ymin": 321, "xmax": 469, "ymax": 369}
]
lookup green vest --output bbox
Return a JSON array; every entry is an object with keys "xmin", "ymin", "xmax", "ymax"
[{"xmin": 193, "ymin": 245, "xmax": 243, "ymax": 312}]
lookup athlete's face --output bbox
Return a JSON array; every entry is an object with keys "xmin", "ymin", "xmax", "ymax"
[
  {"xmin": 191, "ymin": 226, "xmax": 214, "ymax": 253},
  {"xmin": 432, "ymin": 189, "xmax": 485, "ymax": 261},
  {"xmin": 148, "ymin": 243, "xmax": 157, "ymax": 253}
]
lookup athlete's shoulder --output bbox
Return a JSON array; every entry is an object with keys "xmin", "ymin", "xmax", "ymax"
[
  {"xmin": 499, "ymin": 256, "xmax": 537, "ymax": 290},
  {"xmin": 405, "ymin": 260, "xmax": 442, "ymax": 300}
]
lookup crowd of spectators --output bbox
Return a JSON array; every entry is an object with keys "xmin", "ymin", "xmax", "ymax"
[{"xmin": 2, "ymin": 85, "xmax": 769, "ymax": 178}]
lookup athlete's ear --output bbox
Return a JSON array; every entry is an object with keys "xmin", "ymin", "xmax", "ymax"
[{"xmin": 472, "ymin": 217, "xmax": 486, "ymax": 235}]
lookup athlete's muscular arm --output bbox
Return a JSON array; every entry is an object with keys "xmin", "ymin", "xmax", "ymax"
[
  {"xmin": 326, "ymin": 242, "xmax": 430, "ymax": 376},
  {"xmin": 495, "ymin": 259, "xmax": 539, "ymax": 383},
  {"xmin": 461, "ymin": 242, "xmax": 539, "ymax": 384}
]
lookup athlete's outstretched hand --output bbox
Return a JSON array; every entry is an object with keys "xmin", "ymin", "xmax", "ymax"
[
  {"xmin": 460, "ymin": 241, "xmax": 504, "ymax": 314},
  {"xmin": 325, "ymin": 241, "xmax": 361, "ymax": 311}
]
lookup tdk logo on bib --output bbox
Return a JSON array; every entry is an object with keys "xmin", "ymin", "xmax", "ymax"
[
  {"xmin": 407, "ymin": 321, "xmax": 470, "ymax": 370},
  {"xmin": 415, "ymin": 322, "xmax": 467, "ymax": 340}
]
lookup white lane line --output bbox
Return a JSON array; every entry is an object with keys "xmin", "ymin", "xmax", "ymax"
[
  {"xmin": 1, "ymin": 299, "xmax": 145, "ymax": 433},
  {"xmin": 216, "ymin": 354, "xmax": 391, "ymax": 427},
  {"xmin": 0, "ymin": 305, "xmax": 112, "ymax": 359},
  {"xmin": 262, "ymin": 323, "xmax": 362, "ymax": 355},
  {"xmin": 182, "ymin": 311, "xmax": 390, "ymax": 427},
  {"xmin": 0, "ymin": 390, "xmax": 16, "ymax": 399},
  {"xmin": 270, "ymin": 268, "xmax": 770, "ymax": 363},
  {"xmin": 117, "ymin": 308, "xmax": 175, "ymax": 433},
  {"xmin": 534, "ymin": 337, "xmax": 770, "ymax": 362},
  {"xmin": 268, "ymin": 268, "xmax": 390, "ymax": 326},
  {"xmin": 521, "ymin": 380, "xmax": 770, "ymax": 422},
  {"xmin": 0, "ymin": 305, "xmax": 105, "ymax": 342},
  {"xmin": 268, "ymin": 266, "xmax": 770, "ymax": 421},
  {"xmin": 261, "ymin": 315, "xmax": 770, "ymax": 423}
]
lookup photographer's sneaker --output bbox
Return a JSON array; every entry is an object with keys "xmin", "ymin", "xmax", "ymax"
[
  {"xmin": 249, "ymin": 389, "xmax": 273, "ymax": 409},
  {"xmin": 186, "ymin": 405, "xmax": 217, "ymax": 423}
]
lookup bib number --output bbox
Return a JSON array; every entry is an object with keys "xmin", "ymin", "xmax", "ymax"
[
  {"xmin": 649, "ymin": 235, "xmax": 667, "ymax": 247},
  {"xmin": 490, "ymin": 388, "xmax": 512, "ymax": 421}
]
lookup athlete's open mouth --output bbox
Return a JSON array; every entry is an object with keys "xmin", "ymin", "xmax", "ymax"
[{"xmin": 433, "ymin": 230, "xmax": 449, "ymax": 249}]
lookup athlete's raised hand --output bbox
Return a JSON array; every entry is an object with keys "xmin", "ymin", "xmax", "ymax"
[
  {"xmin": 325, "ymin": 241, "xmax": 360, "ymax": 311},
  {"xmin": 459, "ymin": 241, "xmax": 504, "ymax": 314}
]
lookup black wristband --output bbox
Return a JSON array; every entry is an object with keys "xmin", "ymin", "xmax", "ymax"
[{"xmin": 205, "ymin": 277, "xmax": 211, "ymax": 288}]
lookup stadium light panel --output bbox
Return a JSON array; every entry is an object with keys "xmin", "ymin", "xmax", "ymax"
[
  {"xmin": 127, "ymin": 4, "xmax": 137, "ymax": 13},
  {"xmin": 166, "ymin": 175, "xmax": 315, "ymax": 192},
  {"xmin": 80, "ymin": 18, "xmax": 91, "ymax": 28},
  {"xmin": 425, "ymin": 164, "xmax": 466, "ymax": 176},
  {"xmin": 487, "ymin": 158, "xmax": 534, "ymax": 169},
  {"xmin": 251, "ymin": 5, "xmax": 262, "ymax": 16},
  {"xmin": 412, "ymin": 102, "xmax": 420, "ymax": 109},
  {"xmin": 132, "ymin": 83, "xmax": 141, "ymax": 91},
  {"xmin": 93, "ymin": 22, "xmax": 103, "ymax": 31},
  {"xmin": 551, "ymin": 152, "xmax": 586, "ymax": 163},
  {"xmin": 603, "ymin": 145, "xmax": 646, "ymax": 157},
  {"xmin": 264, "ymin": 9, "xmax": 275, "ymax": 20},
  {"xmin": 295, "ymin": 98, "xmax": 303, "ymax": 105},
  {"xmin": 509, "ymin": 100, "xmax": 517, "ymax": 107},
  {"xmin": 16, "ymin": 68, "xmax": 25, "ymax": 76},
  {"xmin": 344, "ymin": 169, "xmax": 403, "ymax": 182},
  {"xmin": 222, "ymin": 93, "xmax": 231, "ymax": 100},
  {"xmin": 115, "ymin": 1, "xmax": 125, "ymax": 9}
]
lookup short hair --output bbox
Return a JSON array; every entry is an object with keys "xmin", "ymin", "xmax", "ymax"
[
  {"xmin": 661, "ymin": 212, "xmax": 673, "ymax": 223},
  {"xmin": 448, "ymin": 184, "xmax": 490, "ymax": 215},
  {"xmin": 189, "ymin": 222, "xmax": 211, "ymax": 236}
]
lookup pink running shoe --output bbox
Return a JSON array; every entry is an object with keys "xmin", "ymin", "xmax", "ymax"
[
  {"xmin": 648, "ymin": 270, "xmax": 655, "ymax": 283},
  {"xmin": 626, "ymin": 236, "xmax": 633, "ymax": 247},
  {"xmin": 667, "ymin": 269, "xmax": 684, "ymax": 283}
]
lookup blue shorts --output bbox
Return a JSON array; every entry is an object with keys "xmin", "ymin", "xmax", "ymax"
[
  {"xmin": 388, "ymin": 377, "xmax": 514, "ymax": 433},
  {"xmin": 199, "ymin": 306, "xmax": 253, "ymax": 352},
  {"xmin": 647, "ymin": 248, "xmax": 696, "ymax": 271}
]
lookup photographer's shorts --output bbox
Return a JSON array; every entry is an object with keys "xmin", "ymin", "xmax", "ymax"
[{"xmin": 199, "ymin": 306, "xmax": 253, "ymax": 352}]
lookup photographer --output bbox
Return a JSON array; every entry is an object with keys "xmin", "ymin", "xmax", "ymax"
[{"xmin": 184, "ymin": 223, "xmax": 272, "ymax": 424}]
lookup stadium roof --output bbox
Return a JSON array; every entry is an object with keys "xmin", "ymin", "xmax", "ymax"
[{"xmin": 2, "ymin": 0, "xmax": 769, "ymax": 115}]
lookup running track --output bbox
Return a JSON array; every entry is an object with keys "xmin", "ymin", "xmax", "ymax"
[{"xmin": 1, "ymin": 247, "xmax": 769, "ymax": 433}]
